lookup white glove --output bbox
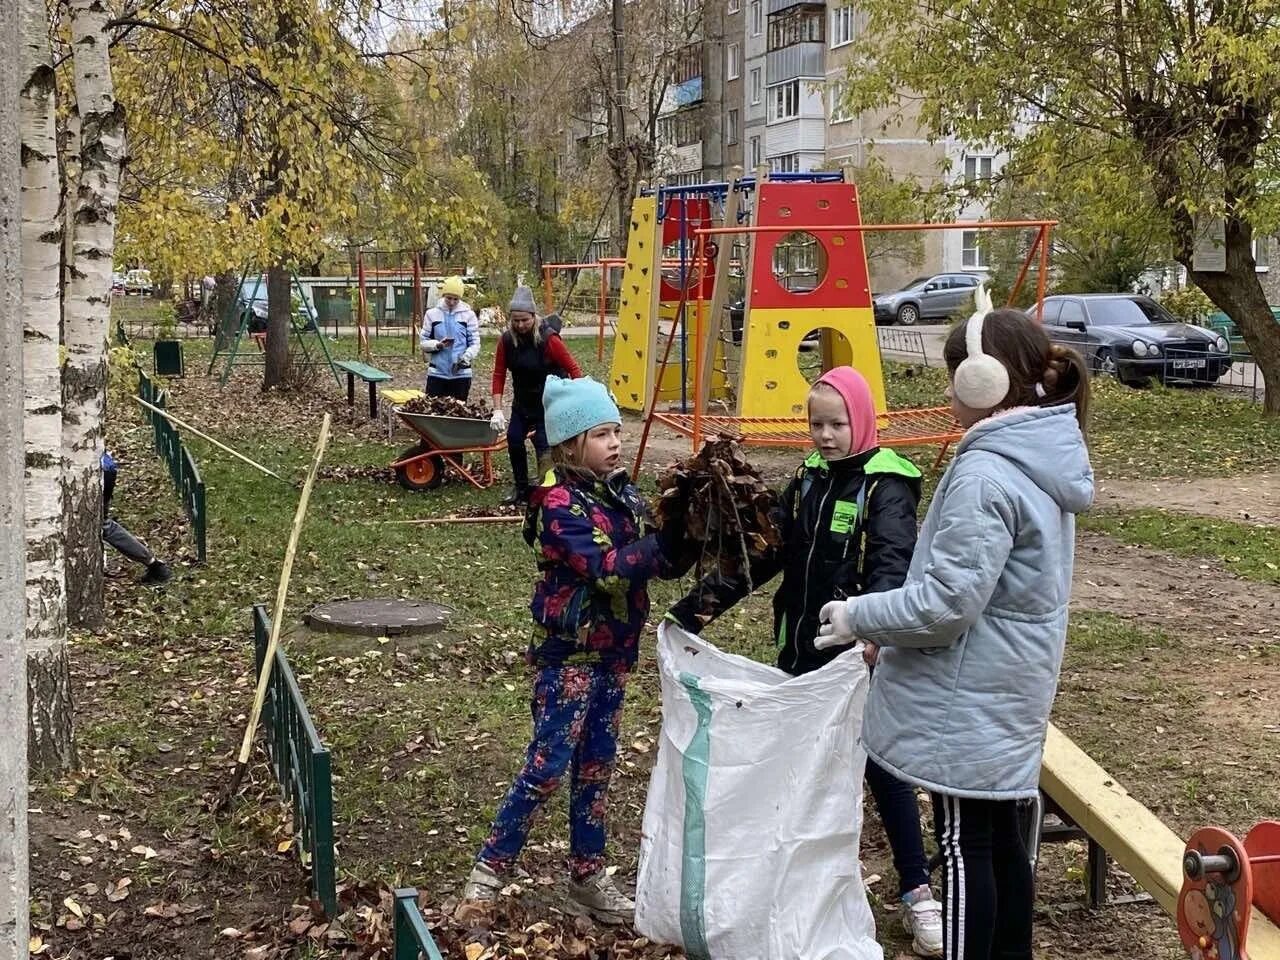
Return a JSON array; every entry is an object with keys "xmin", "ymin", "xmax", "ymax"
[
  {"xmin": 814, "ymin": 599, "xmax": 856, "ymax": 651},
  {"xmin": 490, "ymin": 409, "xmax": 507, "ymax": 432}
]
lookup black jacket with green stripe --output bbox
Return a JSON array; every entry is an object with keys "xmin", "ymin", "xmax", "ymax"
[{"xmin": 668, "ymin": 446, "xmax": 922, "ymax": 676}]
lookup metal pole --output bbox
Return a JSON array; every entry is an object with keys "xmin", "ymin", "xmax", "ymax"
[
  {"xmin": 1007, "ymin": 229, "xmax": 1042, "ymax": 307},
  {"xmin": 693, "ymin": 230, "xmax": 707, "ymax": 451},
  {"xmin": 541, "ymin": 264, "xmax": 555, "ymax": 314},
  {"xmin": 678, "ymin": 194, "xmax": 689, "ymax": 412},
  {"xmin": 1036, "ymin": 224, "xmax": 1052, "ymax": 321},
  {"xmin": 411, "ymin": 252, "xmax": 422, "ymax": 353},
  {"xmin": 597, "ymin": 264, "xmax": 607, "ymax": 362}
]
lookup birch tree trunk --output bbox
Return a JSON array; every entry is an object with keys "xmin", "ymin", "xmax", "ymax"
[
  {"xmin": 23, "ymin": 0, "xmax": 76, "ymax": 772},
  {"xmin": 63, "ymin": 0, "xmax": 124, "ymax": 630},
  {"xmin": 1, "ymin": 0, "xmax": 32, "ymax": 946}
]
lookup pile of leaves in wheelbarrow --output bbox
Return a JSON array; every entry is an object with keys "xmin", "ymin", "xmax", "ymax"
[
  {"xmin": 401, "ymin": 395, "xmax": 492, "ymax": 418},
  {"xmin": 654, "ymin": 435, "xmax": 781, "ymax": 593}
]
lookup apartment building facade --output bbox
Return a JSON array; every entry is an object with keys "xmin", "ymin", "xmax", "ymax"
[{"xmin": 547, "ymin": 1, "xmax": 996, "ymax": 281}]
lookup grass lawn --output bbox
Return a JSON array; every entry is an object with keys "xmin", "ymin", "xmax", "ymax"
[{"xmin": 27, "ymin": 321, "xmax": 1279, "ymax": 958}]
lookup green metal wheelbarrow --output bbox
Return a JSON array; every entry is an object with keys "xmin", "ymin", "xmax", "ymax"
[{"xmin": 390, "ymin": 410, "xmax": 506, "ymax": 492}]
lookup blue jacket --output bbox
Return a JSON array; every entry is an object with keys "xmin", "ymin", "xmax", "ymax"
[
  {"xmin": 523, "ymin": 468, "xmax": 676, "ymax": 669},
  {"xmin": 420, "ymin": 301, "xmax": 480, "ymax": 380},
  {"xmin": 842, "ymin": 405, "xmax": 1094, "ymax": 799}
]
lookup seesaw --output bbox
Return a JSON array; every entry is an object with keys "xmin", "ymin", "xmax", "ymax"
[{"xmin": 1040, "ymin": 724, "xmax": 1280, "ymax": 959}]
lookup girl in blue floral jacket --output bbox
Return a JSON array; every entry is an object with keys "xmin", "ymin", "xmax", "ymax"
[{"xmin": 463, "ymin": 376, "xmax": 687, "ymax": 925}]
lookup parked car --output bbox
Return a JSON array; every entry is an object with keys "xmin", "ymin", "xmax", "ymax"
[
  {"xmin": 1033, "ymin": 294, "xmax": 1232, "ymax": 386},
  {"xmin": 124, "ymin": 268, "xmax": 152, "ymax": 296},
  {"xmin": 873, "ymin": 273, "xmax": 984, "ymax": 326},
  {"xmin": 111, "ymin": 272, "xmax": 126, "ymax": 295}
]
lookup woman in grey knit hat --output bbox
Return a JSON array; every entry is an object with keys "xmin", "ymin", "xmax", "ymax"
[{"xmin": 489, "ymin": 285, "xmax": 583, "ymax": 505}]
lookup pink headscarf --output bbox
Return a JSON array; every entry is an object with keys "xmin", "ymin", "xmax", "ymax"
[{"xmin": 813, "ymin": 366, "xmax": 879, "ymax": 456}]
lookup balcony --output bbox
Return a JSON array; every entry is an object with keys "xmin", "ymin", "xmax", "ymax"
[
  {"xmin": 666, "ymin": 141, "xmax": 704, "ymax": 174},
  {"xmin": 768, "ymin": 0, "xmax": 823, "ymax": 12},
  {"xmin": 662, "ymin": 76, "xmax": 704, "ymax": 114},
  {"xmin": 766, "ymin": 42, "xmax": 825, "ymax": 83}
]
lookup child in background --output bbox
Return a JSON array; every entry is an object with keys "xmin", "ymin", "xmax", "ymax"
[
  {"xmin": 667, "ymin": 366, "xmax": 944, "ymax": 957},
  {"xmin": 817, "ymin": 301, "xmax": 1094, "ymax": 960},
  {"xmin": 101, "ymin": 451, "xmax": 171, "ymax": 584},
  {"xmin": 463, "ymin": 376, "xmax": 690, "ymax": 925}
]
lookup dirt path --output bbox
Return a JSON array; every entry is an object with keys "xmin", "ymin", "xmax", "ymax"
[
  {"xmin": 1072, "ymin": 530, "xmax": 1280, "ymax": 646},
  {"xmin": 1095, "ymin": 472, "xmax": 1280, "ymax": 526}
]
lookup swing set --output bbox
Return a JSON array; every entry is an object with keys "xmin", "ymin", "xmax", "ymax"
[{"xmin": 209, "ymin": 267, "xmax": 341, "ymax": 388}]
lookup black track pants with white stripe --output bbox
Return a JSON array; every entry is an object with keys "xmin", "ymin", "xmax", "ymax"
[{"xmin": 930, "ymin": 793, "xmax": 1033, "ymax": 960}]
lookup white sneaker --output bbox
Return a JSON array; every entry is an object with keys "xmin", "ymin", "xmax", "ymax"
[
  {"xmin": 901, "ymin": 885, "xmax": 943, "ymax": 957},
  {"xmin": 567, "ymin": 869, "xmax": 635, "ymax": 926},
  {"xmin": 461, "ymin": 862, "xmax": 503, "ymax": 902}
]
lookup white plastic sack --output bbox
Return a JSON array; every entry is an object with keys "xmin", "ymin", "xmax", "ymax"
[{"xmin": 635, "ymin": 622, "xmax": 882, "ymax": 960}]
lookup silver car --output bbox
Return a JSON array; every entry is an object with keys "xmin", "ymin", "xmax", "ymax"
[{"xmin": 873, "ymin": 273, "xmax": 984, "ymax": 326}]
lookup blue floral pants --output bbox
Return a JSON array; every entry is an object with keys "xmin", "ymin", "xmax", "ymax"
[{"xmin": 478, "ymin": 663, "xmax": 628, "ymax": 880}]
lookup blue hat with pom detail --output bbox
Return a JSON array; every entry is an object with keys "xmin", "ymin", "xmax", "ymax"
[{"xmin": 543, "ymin": 376, "xmax": 621, "ymax": 447}]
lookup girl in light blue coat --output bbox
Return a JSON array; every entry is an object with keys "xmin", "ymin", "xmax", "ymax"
[{"xmin": 818, "ymin": 298, "xmax": 1094, "ymax": 960}]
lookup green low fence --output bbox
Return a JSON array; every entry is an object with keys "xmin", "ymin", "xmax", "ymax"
[
  {"xmin": 136, "ymin": 370, "xmax": 207, "ymax": 561},
  {"xmin": 252, "ymin": 604, "xmax": 337, "ymax": 917},
  {"xmin": 392, "ymin": 888, "xmax": 445, "ymax": 960}
]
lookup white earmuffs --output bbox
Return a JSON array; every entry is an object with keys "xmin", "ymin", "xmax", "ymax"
[{"xmin": 952, "ymin": 284, "xmax": 1010, "ymax": 410}]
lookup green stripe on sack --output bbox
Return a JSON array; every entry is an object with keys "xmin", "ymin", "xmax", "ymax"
[{"xmin": 677, "ymin": 671, "xmax": 712, "ymax": 960}]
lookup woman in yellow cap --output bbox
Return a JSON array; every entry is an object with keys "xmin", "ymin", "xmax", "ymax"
[{"xmin": 420, "ymin": 276, "xmax": 480, "ymax": 399}]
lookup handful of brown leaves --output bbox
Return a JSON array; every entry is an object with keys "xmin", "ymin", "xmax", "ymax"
[
  {"xmin": 401, "ymin": 395, "xmax": 492, "ymax": 418},
  {"xmin": 655, "ymin": 436, "xmax": 782, "ymax": 583}
]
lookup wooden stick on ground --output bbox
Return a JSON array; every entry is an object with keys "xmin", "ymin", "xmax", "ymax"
[
  {"xmin": 132, "ymin": 395, "xmax": 287, "ymax": 482},
  {"xmin": 215, "ymin": 413, "xmax": 331, "ymax": 812}
]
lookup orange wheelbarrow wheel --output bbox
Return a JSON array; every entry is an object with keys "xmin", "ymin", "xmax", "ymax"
[{"xmin": 395, "ymin": 444, "xmax": 444, "ymax": 492}]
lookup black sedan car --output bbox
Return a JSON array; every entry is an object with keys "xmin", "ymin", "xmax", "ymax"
[{"xmin": 1031, "ymin": 294, "xmax": 1232, "ymax": 386}]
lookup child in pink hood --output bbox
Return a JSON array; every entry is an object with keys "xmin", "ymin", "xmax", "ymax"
[{"xmin": 668, "ymin": 366, "xmax": 944, "ymax": 957}]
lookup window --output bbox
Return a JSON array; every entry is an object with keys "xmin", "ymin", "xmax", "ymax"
[
  {"xmin": 771, "ymin": 153, "xmax": 800, "ymax": 173},
  {"xmin": 961, "ymin": 230, "xmax": 989, "ymax": 269},
  {"xmin": 828, "ymin": 81, "xmax": 852, "ymax": 123},
  {"xmin": 952, "ymin": 274, "xmax": 980, "ymax": 287},
  {"xmin": 727, "ymin": 109, "xmax": 740, "ymax": 145},
  {"xmin": 750, "ymin": 135, "xmax": 762, "ymax": 168},
  {"xmin": 963, "ymin": 155, "xmax": 993, "ymax": 184},
  {"xmin": 1057, "ymin": 299, "xmax": 1086, "ymax": 326},
  {"xmin": 768, "ymin": 5, "xmax": 824, "ymax": 50},
  {"xmin": 1254, "ymin": 236, "xmax": 1271, "ymax": 272},
  {"xmin": 750, "ymin": 67, "xmax": 762, "ymax": 104},
  {"xmin": 830, "ymin": 5, "xmax": 854, "ymax": 47},
  {"xmin": 728, "ymin": 0, "xmax": 740, "ymax": 12},
  {"xmin": 750, "ymin": 0, "xmax": 762, "ymax": 36},
  {"xmin": 768, "ymin": 81, "xmax": 800, "ymax": 122},
  {"xmin": 727, "ymin": 42, "xmax": 741, "ymax": 80}
]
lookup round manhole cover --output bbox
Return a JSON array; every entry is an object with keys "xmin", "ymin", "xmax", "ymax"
[{"xmin": 304, "ymin": 598, "xmax": 454, "ymax": 637}]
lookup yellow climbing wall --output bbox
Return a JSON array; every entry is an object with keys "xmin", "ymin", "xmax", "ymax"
[
  {"xmin": 738, "ymin": 306, "xmax": 884, "ymax": 421},
  {"xmin": 610, "ymin": 195, "xmax": 731, "ymax": 410},
  {"xmin": 610, "ymin": 196, "xmax": 660, "ymax": 411}
]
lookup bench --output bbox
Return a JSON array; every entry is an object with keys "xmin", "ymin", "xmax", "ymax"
[
  {"xmin": 334, "ymin": 360, "xmax": 393, "ymax": 418},
  {"xmin": 380, "ymin": 388, "xmax": 425, "ymax": 438}
]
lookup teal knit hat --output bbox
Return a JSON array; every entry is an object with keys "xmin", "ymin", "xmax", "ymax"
[{"xmin": 543, "ymin": 376, "xmax": 621, "ymax": 446}]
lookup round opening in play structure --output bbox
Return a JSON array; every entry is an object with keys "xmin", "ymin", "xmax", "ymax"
[
  {"xmin": 796, "ymin": 328, "xmax": 853, "ymax": 384},
  {"xmin": 771, "ymin": 231, "xmax": 828, "ymax": 294}
]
